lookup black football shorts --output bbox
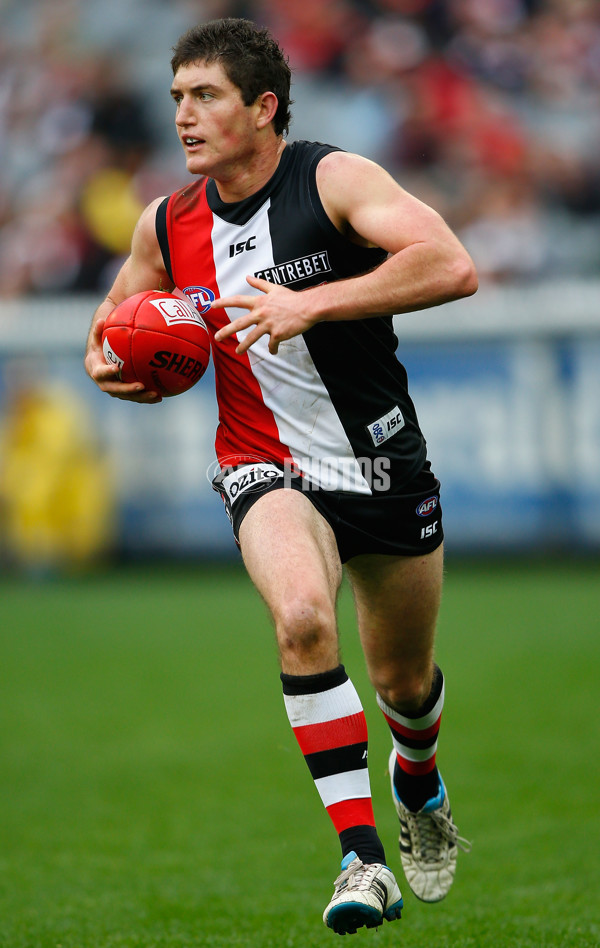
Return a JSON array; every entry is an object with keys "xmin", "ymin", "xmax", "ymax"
[{"xmin": 212, "ymin": 460, "xmax": 443, "ymax": 562}]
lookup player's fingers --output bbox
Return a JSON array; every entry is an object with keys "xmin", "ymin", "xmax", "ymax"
[
  {"xmin": 115, "ymin": 392, "xmax": 163, "ymax": 404},
  {"xmin": 235, "ymin": 326, "xmax": 269, "ymax": 355},
  {"xmin": 100, "ymin": 378, "xmax": 141, "ymax": 394},
  {"xmin": 93, "ymin": 315, "xmax": 110, "ymax": 340},
  {"xmin": 246, "ymin": 275, "xmax": 272, "ymax": 292},
  {"xmin": 214, "ymin": 313, "xmax": 260, "ymax": 342},
  {"xmin": 103, "ymin": 381, "xmax": 161, "ymax": 403},
  {"xmin": 92, "ymin": 361, "xmax": 122, "ymax": 383},
  {"xmin": 214, "ymin": 322, "xmax": 235, "ymax": 342},
  {"xmin": 211, "ymin": 294, "xmax": 255, "ymax": 312},
  {"xmin": 111, "ymin": 393, "xmax": 163, "ymax": 404},
  {"xmin": 84, "ymin": 325, "xmax": 105, "ymax": 371}
]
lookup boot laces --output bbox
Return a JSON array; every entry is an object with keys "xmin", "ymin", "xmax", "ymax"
[
  {"xmin": 333, "ymin": 858, "xmax": 381, "ymax": 895},
  {"xmin": 407, "ymin": 808, "xmax": 472, "ymax": 864}
]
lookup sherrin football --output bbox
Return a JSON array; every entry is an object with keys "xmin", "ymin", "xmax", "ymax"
[{"xmin": 102, "ymin": 291, "xmax": 211, "ymax": 397}]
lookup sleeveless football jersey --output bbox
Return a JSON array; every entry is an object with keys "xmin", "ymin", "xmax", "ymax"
[{"xmin": 156, "ymin": 140, "xmax": 426, "ymax": 493}]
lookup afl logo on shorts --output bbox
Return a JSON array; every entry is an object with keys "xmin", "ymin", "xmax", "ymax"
[
  {"xmin": 183, "ymin": 285, "xmax": 215, "ymax": 315},
  {"xmin": 416, "ymin": 496, "xmax": 438, "ymax": 517}
]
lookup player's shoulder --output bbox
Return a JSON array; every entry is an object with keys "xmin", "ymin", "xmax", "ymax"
[
  {"xmin": 143, "ymin": 194, "xmax": 169, "ymax": 219},
  {"xmin": 283, "ymin": 140, "xmax": 382, "ymax": 194},
  {"xmin": 317, "ymin": 148, "xmax": 387, "ymax": 183},
  {"xmin": 283, "ymin": 138, "xmax": 342, "ymax": 170},
  {"xmin": 315, "ymin": 149, "xmax": 396, "ymax": 219},
  {"xmin": 130, "ymin": 195, "xmax": 173, "ymax": 262},
  {"xmin": 132, "ymin": 196, "xmax": 167, "ymax": 243}
]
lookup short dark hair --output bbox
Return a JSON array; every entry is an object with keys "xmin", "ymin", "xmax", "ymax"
[{"xmin": 171, "ymin": 18, "xmax": 292, "ymax": 136}]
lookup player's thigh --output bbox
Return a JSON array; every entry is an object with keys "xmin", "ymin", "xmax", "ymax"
[
  {"xmin": 238, "ymin": 488, "xmax": 343, "ymax": 666},
  {"xmin": 345, "ymin": 544, "xmax": 444, "ymax": 703}
]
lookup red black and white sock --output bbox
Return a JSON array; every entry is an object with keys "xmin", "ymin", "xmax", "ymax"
[
  {"xmin": 377, "ymin": 664, "xmax": 444, "ymax": 813},
  {"xmin": 281, "ymin": 664, "xmax": 386, "ymax": 865}
]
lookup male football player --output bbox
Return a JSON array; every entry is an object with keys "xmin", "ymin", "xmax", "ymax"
[{"xmin": 85, "ymin": 17, "xmax": 477, "ymax": 935}]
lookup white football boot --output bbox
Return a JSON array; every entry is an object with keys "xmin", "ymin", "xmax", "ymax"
[
  {"xmin": 323, "ymin": 851, "xmax": 403, "ymax": 935},
  {"xmin": 388, "ymin": 750, "xmax": 471, "ymax": 902}
]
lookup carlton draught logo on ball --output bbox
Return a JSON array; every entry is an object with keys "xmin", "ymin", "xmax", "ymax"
[{"xmin": 102, "ymin": 291, "xmax": 211, "ymax": 397}]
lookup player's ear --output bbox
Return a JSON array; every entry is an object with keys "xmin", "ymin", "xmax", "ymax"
[{"xmin": 255, "ymin": 91, "xmax": 279, "ymax": 130}]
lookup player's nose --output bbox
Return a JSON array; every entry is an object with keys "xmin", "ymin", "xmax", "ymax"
[{"xmin": 175, "ymin": 96, "xmax": 195, "ymax": 126}]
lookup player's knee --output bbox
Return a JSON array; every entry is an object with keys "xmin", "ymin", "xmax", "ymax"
[
  {"xmin": 375, "ymin": 668, "xmax": 432, "ymax": 714},
  {"xmin": 275, "ymin": 596, "xmax": 336, "ymax": 663}
]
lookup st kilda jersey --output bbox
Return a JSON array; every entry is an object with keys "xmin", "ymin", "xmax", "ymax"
[{"xmin": 156, "ymin": 140, "xmax": 427, "ymax": 494}]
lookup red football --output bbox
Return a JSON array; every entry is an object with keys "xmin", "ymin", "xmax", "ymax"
[{"xmin": 102, "ymin": 291, "xmax": 211, "ymax": 397}]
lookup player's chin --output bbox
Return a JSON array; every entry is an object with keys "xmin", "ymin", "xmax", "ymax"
[{"xmin": 184, "ymin": 152, "xmax": 211, "ymax": 175}]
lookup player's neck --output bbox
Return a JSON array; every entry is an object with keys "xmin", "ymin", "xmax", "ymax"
[{"xmin": 213, "ymin": 137, "xmax": 286, "ymax": 204}]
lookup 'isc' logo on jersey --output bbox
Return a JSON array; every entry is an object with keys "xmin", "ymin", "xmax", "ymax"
[
  {"xmin": 366, "ymin": 405, "xmax": 405, "ymax": 447},
  {"xmin": 229, "ymin": 236, "xmax": 256, "ymax": 257},
  {"xmin": 183, "ymin": 285, "xmax": 215, "ymax": 315}
]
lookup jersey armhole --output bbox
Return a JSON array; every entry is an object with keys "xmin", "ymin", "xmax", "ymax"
[
  {"xmin": 155, "ymin": 196, "xmax": 174, "ymax": 285},
  {"xmin": 307, "ymin": 148, "xmax": 388, "ymax": 267},
  {"xmin": 307, "ymin": 146, "xmax": 348, "ymax": 245}
]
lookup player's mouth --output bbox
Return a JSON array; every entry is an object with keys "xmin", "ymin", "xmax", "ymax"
[{"xmin": 183, "ymin": 136, "xmax": 205, "ymax": 151}]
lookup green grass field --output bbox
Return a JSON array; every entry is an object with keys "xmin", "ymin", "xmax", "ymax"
[{"xmin": 1, "ymin": 558, "xmax": 598, "ymax": 947}]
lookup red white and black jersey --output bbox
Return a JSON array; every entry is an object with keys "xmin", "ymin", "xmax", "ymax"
[{"xmin": 156, "ymin": 140, "xmax": 426, "ymax": 493}]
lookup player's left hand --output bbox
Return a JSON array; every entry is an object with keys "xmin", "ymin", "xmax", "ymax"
[
  {"xmin": 84, "ymin": 316, "xmax": 163, "ymax": 403},
  {"xmin": 212, "ymin": 275, "xmax": 317, "ymax": 355}
]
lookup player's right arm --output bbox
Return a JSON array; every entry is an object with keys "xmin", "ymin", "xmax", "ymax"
[{"xmin": 84, "ymin": 196, "xmax": 174, "ymax": 403}]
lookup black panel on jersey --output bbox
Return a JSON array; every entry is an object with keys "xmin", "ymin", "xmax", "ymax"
[
  {"xmin": 155, "ymin": 197, "xmax": 174, "ymax": 284},
  {"xmin": 303, "ymin": 319, "xmax": 426, "ymax": 490},
  {"xmin": 263, "ymin": 142, "xmax": 388, "ymax": 289},
  {"xmin": 262, "ymin": 142, "xmax": 426, "ymax": 489}
]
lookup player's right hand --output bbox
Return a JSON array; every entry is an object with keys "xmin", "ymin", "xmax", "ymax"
[{"xmin": 84, "ymin": 317, "xmax": 163, "ymax": 403}]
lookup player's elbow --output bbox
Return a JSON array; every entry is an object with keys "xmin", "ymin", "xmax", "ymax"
[{"xmin": 449, "ymin": 252, "xmax": 478, "ymax": 300}]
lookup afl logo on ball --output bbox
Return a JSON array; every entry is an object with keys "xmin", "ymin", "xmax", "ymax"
[
  {"xmin": 183, "ymin": 286, "xmax": 216, "ymax": 315},
  {"xmin": 416, "ymin": 496, "xmax": 438, "ymax": 517}
]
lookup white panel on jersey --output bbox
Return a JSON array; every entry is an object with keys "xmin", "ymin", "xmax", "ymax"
[{"xmin": 210, "ymin": 200, "xmax": 371, "ymax": 493}]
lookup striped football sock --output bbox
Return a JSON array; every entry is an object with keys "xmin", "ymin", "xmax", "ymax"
[
  {"xmin": 377, "ymin": 665, "xmax": 444, "ymax": 813},
  {"xmin": 281, "ymin": 664, "xmax": 386, "ymax": 865}
]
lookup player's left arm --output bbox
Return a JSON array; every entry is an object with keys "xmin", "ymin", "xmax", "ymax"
[{"xmin": 213, "ymin": 151, "xmax": 478, "ymax": 355}]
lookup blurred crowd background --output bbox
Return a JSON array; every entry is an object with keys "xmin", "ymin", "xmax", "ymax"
[
  {"xmin": 1, "ymin": 0, "xmax": 599, "ymax": 297},
  {"xmin": 1, "ymin": 0, "xmax": 600, "ymax": 573}
]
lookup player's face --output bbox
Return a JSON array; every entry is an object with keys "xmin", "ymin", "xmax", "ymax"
[{"xmin": 171, "ymin": 60, "xmax": 262, "ymax": 180}]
